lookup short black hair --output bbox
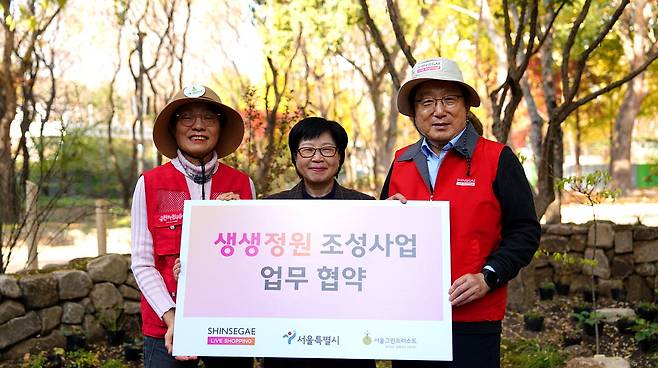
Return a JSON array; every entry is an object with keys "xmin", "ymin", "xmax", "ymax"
[{"xmin": 288, "ymin": 117, "xmax": 348, "ymax": 178}]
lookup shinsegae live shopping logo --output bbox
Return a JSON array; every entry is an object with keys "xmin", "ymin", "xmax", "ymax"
[
  {"xmin": 207, "ymin": 327, "xmax": 256, "ymax": 346},
  {"xmin": 283, "ymin": 330, "xmax": 340, "ymax": 346}
]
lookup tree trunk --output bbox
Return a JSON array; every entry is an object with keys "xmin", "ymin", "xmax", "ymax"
[
  {"xmin": 575, "ymin": 108, "xmax": 581, "ymax": 176},
  {"xmin": 611, "ymin": 0, "xmax": 652, "ymax": 194},
  {"xmin": 611, "ymin": 75, "xmax": 647, "ymax": 194},
  {"xmin": 0, "ymin": 127, "xmax": 17, "ymax": 222},
  {"xmin": 545, "ymin": 128, "xmax": 563, "ymax": 223}
]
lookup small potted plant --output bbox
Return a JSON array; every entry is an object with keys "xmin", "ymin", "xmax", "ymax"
[
  {"xmin": 572, "ymin": 303, "xmax": 593, "ymax": 321},
  {"xmin": 538, "ymin": 281, "xmax": 556, "ymax": 301},
  {"xmin": 523, "ymin": 311, "xmax": 545, "ymax": 332},
  {"xmin": 635, "ymin": 302, "xmax": 657, "ymax": 322},
  {"xmin": 632, "ymin": 318, "xmax": 658, "ymax": 353},
  {"xmin": 610, "ymin": 287, "xmax": 626, "ymax": 301},
  {"xmin": 616, "ymin": 316, "xmax": 636, "ymax": 335},
  {"xmin": 97, "ymin": 307, "xmax": 125, "ymax": 346},
  {"xmin": 582, "ymin": 286, "xmax": 599, "ymax": 303},
  {"xmin": 572, "ymin": 310, "xmax": 603, "ymax": 337},
  {"xmin": 561, "ymin": 331, "xmax": 582, "ymax": 347},
  {"xmin": 61, "ymin": 327, "xmax": 87, "ymax": 352},
  {"xmin": 123, "ymin": 339, "xmax": 143, "ymax": 361},
  {"xmin": 555, "ymin": 282, "xmax": 570, "ymax": 296}
]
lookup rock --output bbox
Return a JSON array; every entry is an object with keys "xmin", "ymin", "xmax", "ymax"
[
  {"xmin": 119, "ymin": 285, "xmax": 141, "ymax": 301},
  {"xmin": 614, "ymin": 231, "xmax": 633, "ymax": 254},
  {"xmin": 61, "ymin": 302, "xmax": 85, "ymax": 324},
  {"xmin": 596, "ymin": 308, "xmax": 635, "ymax": 323},
  {"xmin": 0, "ymin": 275, "xmax": 22, "ymax": 298},
  {"xmin": 82, "ymin": 314, "xmax": 105, "ymax": 343},
  {"xmin": 123, "ymin": 301, "xmax": 141, "ymax": 315},
  {"xmin": 565, "ymin": 356, "xmax": 629, "ymax": 368},
  {"xmin": 570, "ymin": 234, "xmax": 587, "ymax": 252},
  {"xmin": 588, "ymin": 222, "xmax": 614, "ymax": 248},
  {"xmin": 18, "ymin": 274, "xmax": 58, "ymax": 309},
  {"xmin": 598, "ymin": 279, "xmax": 623, "ymax": 297},
  {"xmin": 634, "ymin": 227, "xmax": 658, "ymax": 240},
  {"xmin": 611, "ymin": 255, "xmax": 634, "ymax": 278},
  {"xmin": 125, "ymin": 273, "xmax": 138, "ymax": 289},
  {"xmin": 37, "ymin": 305, "xmax": 62, "ymax": 334},
  {"xmin": 52, "ymin": 270, "xmax": 93, "ymax": 300},
  {"xmin": 80, "ymin": 297, "xmax": 95, "ymax": 314},
  {"xmin": 569, "ymin": 275, "xmax": 593, "ymax": 292},
  {"xmin": 506, "ymin": 266, "xmax": 535, "ymax": 313},
  {"xmin": 0, "ymin": 300, "xmax": 25, "ymax": 325},
  {"xmin": 583, "ymin": 249, "xmax": 610, "ymax": 279},
  {"xmin": 633, "ymin": 240, "xmax": 658, "ymax": 263},
  {"xmin": 89, "ymin": 282, "xmax": 123, "ymax": 310},
  {"xmin": 0, "ymin": 311, "xmax": 41, "ymax": 349},
  {"xmin": 1, "ymin": 330, "xmax": 66, "ymax": 361},
  {"xmin": 563, "ymin": 344, "xmax": 593, "ymax": 359},
  {"xmin": 635, "ymin": 263, "xmax": 656, "ymax": 276},
  {"xmin": 87, "ymin": 254, "xmax": 128, "ymax": 284},
  {"xmin": 626, "ymin": 275, "xmax": 653, "ymax": 302},
  {"xmin": 534, "ymin": 266, "xmax": 554, "ymax": 284},
  {"xmin": 540, "ymin": 235, "xmax": 570, "ymax": 253},
  {"xmin": 572, "ymin": 225, "xmax": 589, "ymax": 235},
  {"xmin": 546, "ymin": 224, "xmax": 573, "ymax": 236}
]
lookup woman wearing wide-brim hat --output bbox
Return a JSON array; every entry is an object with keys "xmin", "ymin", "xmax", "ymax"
[{"xmin": 131, "ymin": 84, "xmax": 255, "ymax": 368}]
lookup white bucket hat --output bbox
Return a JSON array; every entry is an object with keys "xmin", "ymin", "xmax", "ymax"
[{"xmin": 397, "ymin": 58, "xmax": 480, "ymax": 116}]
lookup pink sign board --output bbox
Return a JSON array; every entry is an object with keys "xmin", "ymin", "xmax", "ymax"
[{"xmin": 174, "ymin": 200, "xmax": 452, "ymax": 360}]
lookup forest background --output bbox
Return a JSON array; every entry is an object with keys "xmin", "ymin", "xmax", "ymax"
[{"xmin": 1, "ymin": 0, "xmax": 657, "ymax": 273}]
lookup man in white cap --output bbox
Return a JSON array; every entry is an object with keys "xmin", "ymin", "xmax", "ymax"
[
  {"xmin": 131, "ymin": 84, "xmax": 255, "ymax": 367},
  {"xmin": 380, "ymin": 58, "xmax": 540, "ymax": 367}
]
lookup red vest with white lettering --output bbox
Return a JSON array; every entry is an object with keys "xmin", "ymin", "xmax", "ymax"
[
  {"xmin": 141, "ymin": 161, "xmax": 253, "ymax": 337},
  {"xmin": 387, "ymin": 137, "xmax": 506, "ymax": 322}
]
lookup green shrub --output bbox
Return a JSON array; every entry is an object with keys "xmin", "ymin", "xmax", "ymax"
[
  {"xmin": 101, "ymin": 359, "xmax": 129, "ymax": 368},
  {"xmin": 22, "ymin": 352, "xmax": 47, "ymax": 368},
  {"xmin": 501, "ymin": 338, "xmax": 566, "ymax": 368},
  {"xmin": 571, "ymin": 310, "xmax": 603, "ymax": 327},
  {"xmin": 64, "ymin": 350, "xmax": 100, "ymax": 368},
  {"xmin": 633, "ymin": 318, "xmax": 658, "ymax": 344}
]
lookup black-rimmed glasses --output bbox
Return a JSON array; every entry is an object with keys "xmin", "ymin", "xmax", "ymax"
[{"xmin": 297, "ymin": 146, "xmax": 338, "ymax": 158}]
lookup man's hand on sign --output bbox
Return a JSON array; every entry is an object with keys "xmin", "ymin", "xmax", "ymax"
[
  {"xmin": 448, "ymin": 273, "xmax": 490, "ymax": 307},
  {"xmin": 386, "ymin": 193, "xmax": 408, "ymax": 203},
  {"xmin": 216, "ymin": 192, "xmax": 240, "ymax": 200},
  {"xmin": 173, "ymin": 258, "xmax": 181, "ymax": 281},
  {"xmin": 163, "ymin": 308, "xmax": 198, "ymax": 361}
]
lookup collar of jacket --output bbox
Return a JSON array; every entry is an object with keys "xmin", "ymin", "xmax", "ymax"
[
  {"xmin": 396, "ymin": 122, "xmax": 480, "ymax": 191},
  {"xmin": 288, "ymin": 180, "xmax": 339, "ymax": 199},
  {"xmin": 398, "ymin": 121, "xmax": 480, "ymax": 162}
]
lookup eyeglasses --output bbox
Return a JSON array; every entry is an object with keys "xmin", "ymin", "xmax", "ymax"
[
  {"xmin": 175, "ymin": 112, "xmax": 221, "ymax": 127},
  {"xmin": 415, "ymin": 95, "xmax": 463, "ymax": 110},
  {"xmin": 297, "ymin": 146, "xmax": 338, "ymax": 158}
]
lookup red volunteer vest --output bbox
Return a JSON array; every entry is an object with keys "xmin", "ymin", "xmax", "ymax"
[
  {"xmin": 388, "ymin": 137, "xmax": 506, "ymax": 322},
  {"xmin": 141, "ymin": 161, "xmax": 253, "ymax": 337}
]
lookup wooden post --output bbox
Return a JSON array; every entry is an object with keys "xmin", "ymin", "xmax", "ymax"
[
  {"xmin": 96, "ymin": 199, "xmax": 107, "ymax": 255},
  {"xmin": 25, "ymin": 181, "xmax": 38, "ymax": 270}
]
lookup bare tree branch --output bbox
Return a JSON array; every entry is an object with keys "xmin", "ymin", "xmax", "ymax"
[
  {"xmin": 358, "ymin": 0, "xmax": 401, "ymax": 89},
  {"xmin": 386, "ymin": 0, "xmax": 415, "ymax": 66}
]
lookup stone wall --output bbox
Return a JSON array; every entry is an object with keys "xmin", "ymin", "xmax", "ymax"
[
  {"xmin": 0, "ymin": 254, "xmax": 141, "ymax": 361},
  {"xmin": 535, "ymin": 223, "xmax": 658, "ymax": 301}
]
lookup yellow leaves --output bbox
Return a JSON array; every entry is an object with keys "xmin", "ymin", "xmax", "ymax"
[{"xmin": 4, "ymin": 14, "xmax": 15, "ymax": 31}]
